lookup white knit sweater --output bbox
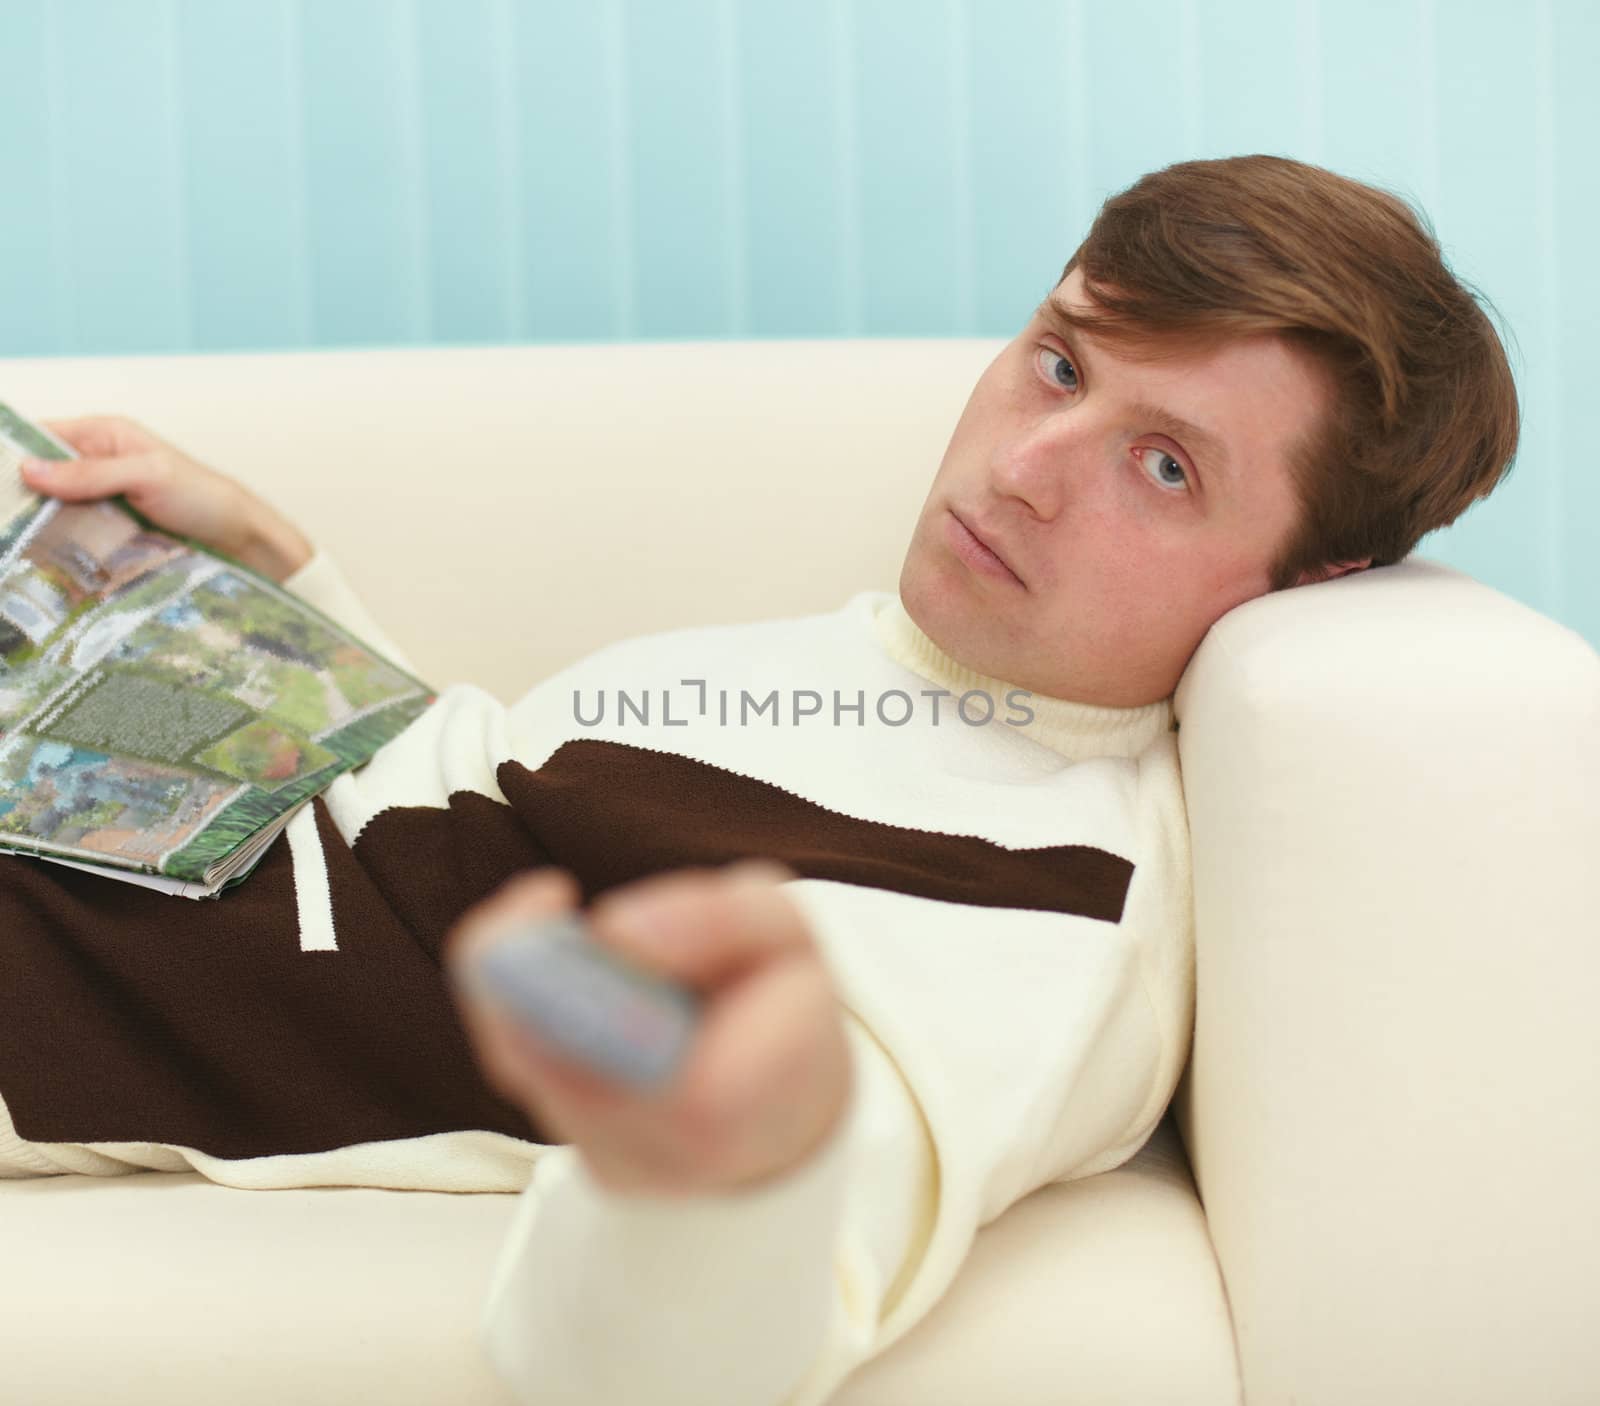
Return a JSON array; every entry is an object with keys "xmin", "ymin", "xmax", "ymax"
[{"xmin": 0, "ymin": 548, "xmax": 1193, "ymax": 1406}]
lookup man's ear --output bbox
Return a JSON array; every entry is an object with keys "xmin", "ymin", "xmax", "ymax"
[{"xmin": 1294, "ymin": 557, "xmax": 1372, "ymax": 587}]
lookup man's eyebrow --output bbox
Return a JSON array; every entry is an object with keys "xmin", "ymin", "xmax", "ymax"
[
  {"xmin": 1038, "ymin": 296, "xmax": 1075, "ymax": 335},
  {"xmin": 1034, "ymin": 296, "xmax": 1234, "ymax": 487},
  {"xmin": 1126, "ymin": 401, "xmax": 1233, "ymax": 484}
]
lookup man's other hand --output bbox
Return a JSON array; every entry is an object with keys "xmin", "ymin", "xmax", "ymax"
[
  {"xmin": 443, "ymin": 861, "xmax": 854, "ymax": 1197},
  {"xmin": 20, "ymin": 415, "xmax": 314, "ymax": 583}
]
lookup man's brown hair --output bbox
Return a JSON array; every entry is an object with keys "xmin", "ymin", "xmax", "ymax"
[{"xmin": 1057, "ymin": 154, "xmax": 1520, "ymax": 590}]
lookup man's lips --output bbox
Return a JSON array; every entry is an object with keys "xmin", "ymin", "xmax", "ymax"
[{"xmin": 946, "ymin": 508, "xmax": 1025, "ymax": 587}]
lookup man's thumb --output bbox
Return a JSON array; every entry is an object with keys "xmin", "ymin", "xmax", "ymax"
[{"xmin": 21, "ymin": 452, "xmax": 156, "ymax": 501}]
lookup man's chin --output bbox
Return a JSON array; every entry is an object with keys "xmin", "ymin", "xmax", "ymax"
[
  {"xmin": 900, "ymin": 564, "xmax": 991, "ymax": 664},
  {"xmin": 896, "ymin": 556, "xmax": 952, "ymax": 636}
]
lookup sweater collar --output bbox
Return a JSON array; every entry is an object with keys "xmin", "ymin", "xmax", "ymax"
[{"xmin": 871, "ymin": 595, "xmax": 1175, "ymax": 762}]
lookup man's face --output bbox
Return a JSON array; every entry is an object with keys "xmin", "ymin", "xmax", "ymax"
[{"xmin": 898, "ymin": 268, "xmax": 1340, "ymax": 707}]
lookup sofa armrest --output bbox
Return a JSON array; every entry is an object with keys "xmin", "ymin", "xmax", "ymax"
[{"xmin": 1171, "ymin": 557, "xmax": 1600, "ymax": 1406}]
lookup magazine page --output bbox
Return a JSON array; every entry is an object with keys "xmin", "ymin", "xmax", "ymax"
[{"xmin": 0, "ymin": 403, "xmax": 437, "ymax": 891}]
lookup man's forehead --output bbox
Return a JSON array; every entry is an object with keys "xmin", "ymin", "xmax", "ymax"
[{"xmin": 1039, "ymin": 268, "xmax": 1237, "ymax": 359}]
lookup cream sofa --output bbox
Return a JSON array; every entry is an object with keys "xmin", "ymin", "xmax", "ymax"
[{"xmin": 1, "ymin": 340, "xmax": 1596, "ymax": 1406}]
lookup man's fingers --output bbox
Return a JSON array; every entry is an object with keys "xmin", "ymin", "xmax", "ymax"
[
  {"xmin": 37, "ymin": 416, "xmax": 146, "ymax": 459},
  {"xmin": 444, "ymin": 860, "xmax": 808, "ymax": 1111},
  {"xmin": 587, "ymin": 859, "xmax": 806, "ymax": 987},
  {"xmin": 20, "ymin": 449, "xmax": 170, "ymax": 501},
  {"xmin": 452, "ymin": 868, "xmax": 683, "ymax": 1126},
  {"xmin": 443, "ymin": 866, "xmax": 618, "ymax": 1106}
]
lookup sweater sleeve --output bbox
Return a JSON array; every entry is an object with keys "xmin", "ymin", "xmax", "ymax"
[
  {"xmin": 278, "ymin": 546, "xmax": 423, "ymax": 678},
  {"xmin": 477, "ymin": 1009, "xmax": 937, "ymax": 1406}
]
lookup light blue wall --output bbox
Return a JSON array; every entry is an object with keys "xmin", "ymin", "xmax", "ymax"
[{"xmin": 1, "ymin": 0, "xmax": 1594, "ymax": 645}]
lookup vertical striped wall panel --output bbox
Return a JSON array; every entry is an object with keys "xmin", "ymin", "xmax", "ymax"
[
  {"xmin": 0, "ymin": 0, "xmax": 1594, "ymax": 646},
  {"xmin": 179, "ymin": 1, "xmax": 310, "ymax": 351}
]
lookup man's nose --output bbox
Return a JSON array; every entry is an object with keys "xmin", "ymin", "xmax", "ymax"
[{"xmin": 991, "ymin": 416, "xmax": 1087, "ymax": 520}]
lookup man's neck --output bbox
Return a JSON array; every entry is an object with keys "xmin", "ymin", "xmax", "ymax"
[{"xmin": 872, "ymin": 596, "xmax": 1174, "ymax": 762}]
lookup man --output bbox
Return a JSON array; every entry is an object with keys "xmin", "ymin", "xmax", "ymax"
[{"xmin": 2, "ymin": 156, "xmax": 1517, "ymax": 1405}]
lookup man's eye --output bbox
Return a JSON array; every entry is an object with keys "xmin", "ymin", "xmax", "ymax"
[
  {"xmin": 1137, "ymin": 447, "xmax": 1190, "ymax": 492},
  {"xmin": 1035, "ymin": 347, "xmax": 1079, "ymax": 391}
]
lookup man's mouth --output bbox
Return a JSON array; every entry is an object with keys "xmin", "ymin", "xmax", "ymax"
[{"xmin": 945, "ymin": 509, "xmax": 1025, "ymax": 588}]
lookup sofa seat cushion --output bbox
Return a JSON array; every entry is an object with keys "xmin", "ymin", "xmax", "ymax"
[{"xmin": 1, "ymin": 1111, "xmax": 1237, "ymax": 1405}]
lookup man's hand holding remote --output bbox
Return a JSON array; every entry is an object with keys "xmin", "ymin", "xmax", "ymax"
[{"xmin": 443, "ymin": 860, "xmax": 855, "ymax": 1198}]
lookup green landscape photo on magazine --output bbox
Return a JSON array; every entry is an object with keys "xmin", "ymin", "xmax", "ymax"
[{"xmin": 0, "ymin": 402, "xmax": 437, "ymax": 898}]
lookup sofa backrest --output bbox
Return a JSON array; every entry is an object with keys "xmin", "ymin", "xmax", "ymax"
[{"xmin": 0, "ymin": 339, "xmax": 1003, "ymax": 703}]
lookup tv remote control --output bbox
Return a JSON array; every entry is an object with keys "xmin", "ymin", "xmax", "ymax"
[{"xmin": 468, "ymin": 910, "xmax": 702, "ymax": 1091}]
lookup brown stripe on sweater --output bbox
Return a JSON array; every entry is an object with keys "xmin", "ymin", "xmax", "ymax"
[
  {"xmin": 491, "ymin": 739, "xmax": 1135, "ymax": 923},
  {"xmin": 0, "ymin": 795, "xmax": 551, "ymax": 1157},
  {"xmin": 0, "ymin": 737, "xmax": 1133, "ymax": 1163}
]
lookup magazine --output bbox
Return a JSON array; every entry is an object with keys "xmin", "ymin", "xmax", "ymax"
[{"xmin": 0, "ymin": 401, "xmax": 437, "ymax": 899}]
